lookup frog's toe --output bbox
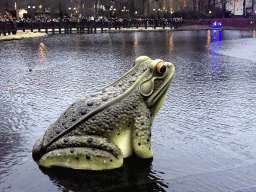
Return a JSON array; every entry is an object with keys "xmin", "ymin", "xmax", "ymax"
[{"xmin": 38, "ymin": 148, "xmax": 123, "ymax": 170}]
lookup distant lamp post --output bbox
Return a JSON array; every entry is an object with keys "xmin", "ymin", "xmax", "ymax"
[
  {"xmin": 109, "ymin": 7, "xmax": 116, "ymax": 17},
  {"xmin": 153, "ymin": 9, "xmax": 155, "ymax": 19},
  {"xmin": 122, "ymin": 6, "xmax": 129, "ymax": 18},
  {"xmin": 158, "ymin": 9, "xmax": 161, "ymax": 18},
  {"xmin": 164, "ymin": 9, "xmax": 167, "ymax": 18},
  {"xmin": 28, "ymin": 5, "xmax": 35, "ymax": 18},
  {"xmin": 209, "ymin": 10, "xmax": 212, "ymax": 14}
]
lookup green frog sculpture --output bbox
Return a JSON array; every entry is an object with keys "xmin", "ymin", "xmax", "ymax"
[{"xmin": 32, "ymin": 56, "xmax": 175, "ymax": 170}]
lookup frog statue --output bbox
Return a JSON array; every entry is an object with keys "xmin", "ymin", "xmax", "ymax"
[{"xmin": 32, "ymin": 56, "xmax": 175, "ymax": 170}]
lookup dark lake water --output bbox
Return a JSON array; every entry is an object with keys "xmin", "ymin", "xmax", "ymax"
[{"xmin": 0, "ymin": 29, "xmax": 256, "ymax": 192}]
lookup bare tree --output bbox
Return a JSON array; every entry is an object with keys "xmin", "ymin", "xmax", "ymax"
[
  {"xmin": 192, "ymin": 0, "xmax": 196, "ymax": 18},
  {"xmin": 253, "ymin": 0, "xmax": 255, "ymax": 13},
  {"xmin": 243, "ymin": 0, "xmax": 246, "ymax": 16}
]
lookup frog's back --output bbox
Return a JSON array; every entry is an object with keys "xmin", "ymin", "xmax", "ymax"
[{"xmin": 41, "ymin": 56, "xmax": 152, "ymax": 150}]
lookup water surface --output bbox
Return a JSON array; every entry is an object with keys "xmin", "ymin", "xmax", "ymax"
[{"xmin": 0, "ymin": 30, "xmax": 256, "ymax": 191}]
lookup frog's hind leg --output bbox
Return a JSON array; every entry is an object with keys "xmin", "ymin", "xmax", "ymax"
[
  {"xmin": 38, "ymin": 147, "xmax": 123, "ymax": 170},
  {"xmin": 37, "ymin": 136, "xmax": 124, "ymax": 170}
]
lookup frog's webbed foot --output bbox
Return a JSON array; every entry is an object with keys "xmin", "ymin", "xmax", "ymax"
[
  {"xmin": 132, "ymin": 110, "xmax": 153, "ymax": 159},
  {"xmin": 37, "ymin": 136, "xmax": 124, "ymax": 170}
]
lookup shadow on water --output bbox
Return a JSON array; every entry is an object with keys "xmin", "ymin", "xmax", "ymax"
[{"xmin": 40, "ymin": 156, "xmax": 167, "ymax": 191}]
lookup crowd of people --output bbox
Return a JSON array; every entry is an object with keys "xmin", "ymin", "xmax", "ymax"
[
  {"xmin": 0, "ymin": 15, "xmax": 183, "ymax": 34},
  {"xmin": 1, "ymin": 15, "xmax": 182, "ymax": 25}
]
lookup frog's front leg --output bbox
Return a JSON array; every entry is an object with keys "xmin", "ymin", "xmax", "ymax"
[
  {"xmin": 37, "ymin": 136, "xmax": 124, "ymax": 170},
  {"xmin": 132, "ymin": 107, "xmax": 153, "ymax": 159}
]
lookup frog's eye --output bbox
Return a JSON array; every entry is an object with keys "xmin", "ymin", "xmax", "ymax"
[{"xmin": 156, "ymin": 62, "xmax": 166, "ymax": 74}]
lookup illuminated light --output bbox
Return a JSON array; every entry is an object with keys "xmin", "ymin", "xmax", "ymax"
[
  {"xmin": 209, "ymin": 11, "xmax": 212, "ymax": 14},
  {"xmin": 212, "ymin": 21, "xmax": 222, "ymax": 28}
]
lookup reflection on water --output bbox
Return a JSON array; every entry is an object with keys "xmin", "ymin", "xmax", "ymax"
[
  {"xmin": 210, "ymin": 30, "xmax": 222, "ymax": 77},
  {"xmin": 39, "ymin": 157, "xmax": 169, "ymax": 192},
  {"xmin": 134, "ymin": 32, "xmax": 138, "ymax": 54},
  {"xmin": 166, "ymin": 32, "xmax": 174, "ymax": 57},
  {"xmin": 1, "ymin": 30, "xmax": 256, "ymax": 191},
  {"xmin": 38, "ymin": 42, "xmax": 46, "ymax": 64},
  {"xmin": 207, "ymin": 30, "xmax": 211, "ymax": 45},
  {"xmin": 212, "ymin": 30, "xmax": 222, "ymax": 42}
]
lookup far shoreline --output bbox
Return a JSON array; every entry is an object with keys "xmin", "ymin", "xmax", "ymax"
[{"xmin": 1, "ymin": 24, "xmax": 256, "ymax": 42}]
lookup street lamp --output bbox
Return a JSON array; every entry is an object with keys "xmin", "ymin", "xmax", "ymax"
[
  {"xmin": 153, "ymin": 9, "xmax": 155, "ymax": 19},
  {"xmin": 158, "ymin": 9, "xmax": 161, "ymax": 19},
  {"xmin": 28, "ymin": 5, "xmax": 35, "ymax": 19}
]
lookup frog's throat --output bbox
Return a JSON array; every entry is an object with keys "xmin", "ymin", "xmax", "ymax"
[{"xmin": 41, "ymin": 68, "xmax": 150, "ymax": 151}]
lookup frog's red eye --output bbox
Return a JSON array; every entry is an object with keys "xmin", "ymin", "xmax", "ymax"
[{"xmin": 156, "ymin": 62, "xmax": 166, "ymax": 74}]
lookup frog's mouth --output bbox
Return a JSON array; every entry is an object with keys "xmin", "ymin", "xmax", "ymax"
[{"xmin": 147, "ymin": 63, "xmax": 175, "ymax": 107}]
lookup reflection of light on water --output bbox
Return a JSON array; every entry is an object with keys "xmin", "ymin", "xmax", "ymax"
[
  {"xmin": 212, "ymin": 30, "xmax": 222, "ymax": 43},
  {"xmin": 213, "ymin": 30, "xmax": 217, "ymax": 42},
  {"xmin": 207, "ymin": 30, "xmax": 211, "ymax": 45},
  {"xmin": 210, "ymin": 30, "xmax": 222, "ymax": 76},
  {"xmin": 108, "ymin": 36, "xmax": 112, "ymax": 46},
  {"xmin": 218, "ymin": 30, "xmax": 222, "ymax": 41},
  {"xmin": 167, "ymin": 33, "xmax": 174, "ymax": 56},
  {"xmin": 134, "ymin": 32, "xmax": 138, "ymax": 55},
  {"xmin": 38, "ymin": 42, "xmax": 46, "ymax": 64}
]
